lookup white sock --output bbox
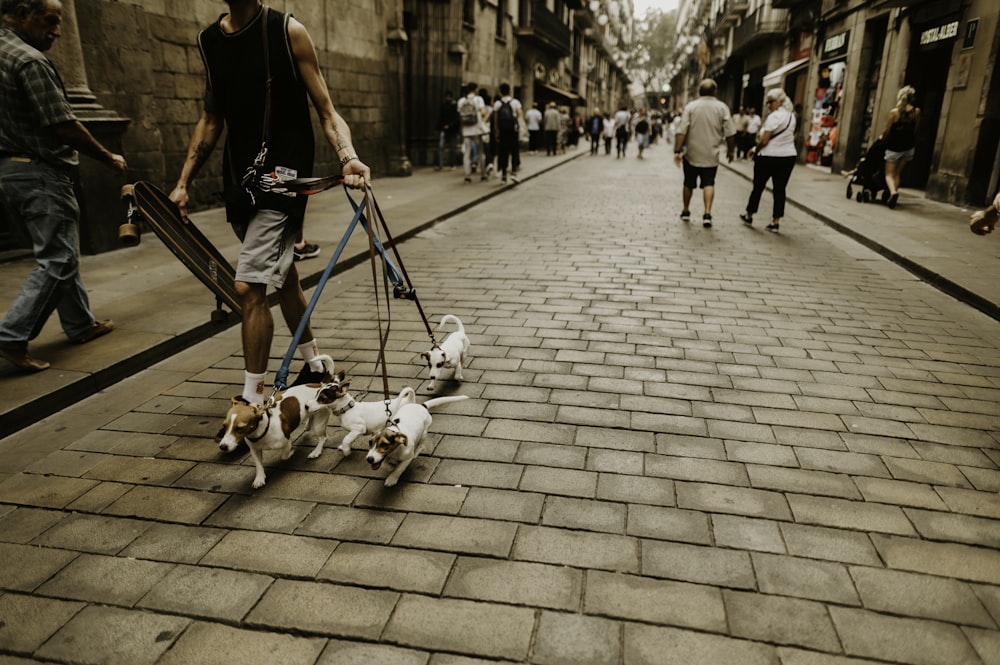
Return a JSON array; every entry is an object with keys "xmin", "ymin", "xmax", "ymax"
[
  {"xmin": 298, "ymin": 340, "xmax": 325, "ymax": 371},
  {"xmin": 243, "ymin": 371, "xmax": 266, "ymax": 404}
]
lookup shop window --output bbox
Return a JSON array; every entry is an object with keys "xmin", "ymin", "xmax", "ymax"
[
  {"xmin": 463, "ymin": 0, "xmax": 475, "ymax": 25},
  {"xmin": 806, "ymin": 61, "xmax": 846, "ymax": 168},
  {"xmin": 496, "ymin": 0, "xmax": 506, "ymax": 37}
]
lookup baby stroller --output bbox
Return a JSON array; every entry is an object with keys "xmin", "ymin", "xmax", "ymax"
[{"xmin": 846, "ymin": 138, "xmax": 889, "ymax": 204}]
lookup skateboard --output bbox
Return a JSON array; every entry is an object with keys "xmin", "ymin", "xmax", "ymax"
[{"xmin": 121, "ymin": 181, "xmax": 241, "ymax": 322}]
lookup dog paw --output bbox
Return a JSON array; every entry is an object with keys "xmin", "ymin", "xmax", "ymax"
[
  {"xmin": 252, "ymin": 476, "xmax": 266, "ymax": 489},
  {"xmin": 338, "ymin": 446, "xmax": 352, "ymax": 456},
  {"xmin": 307, "ymin": 450, "xmax": 322, "ymax": 460},
  {"xmin": 384, "ymin": 476, "xmax": 399, "ymax": 487}
]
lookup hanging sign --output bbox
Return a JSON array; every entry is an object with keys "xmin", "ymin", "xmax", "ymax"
[
  {"xmin": 920, "ymin": 20, "xmax": 959, "ymax": 45},
  {"xmin": 823, "ymin": 31, "xmax": 849, "ymax": 60}
]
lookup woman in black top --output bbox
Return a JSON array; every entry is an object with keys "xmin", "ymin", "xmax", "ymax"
[{"xmin": 880, "ymin": 86, "xmax": 920, "ymax": 209}]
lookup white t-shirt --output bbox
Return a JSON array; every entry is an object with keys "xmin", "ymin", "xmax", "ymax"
[
  {"xmin": 493, "ymin": 97, "xmax": 523, "ymax": 131},
  {"xmin": 758, "ymin": 108, "xmax": 797, "ymax": 158},
  {"xmin": 746, "ymin": 113, "xmax": 762, "ymax": 135},
  {"xmin": 525, "ymin": 107, "xmax": 542, "ymax": 131}
]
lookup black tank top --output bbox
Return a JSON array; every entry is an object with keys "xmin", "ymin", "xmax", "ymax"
[
  {"xmin": 199, "ymin": 6, "xmax": 313, "ymax": 221},
  {"xmin": 886, "ymin": 107, "xmax": 916, "ymax": 152}
]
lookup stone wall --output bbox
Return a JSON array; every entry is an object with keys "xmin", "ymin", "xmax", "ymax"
[{"xmin": 75, "ymin": 0, "xmax": 399, "ymax": 211}]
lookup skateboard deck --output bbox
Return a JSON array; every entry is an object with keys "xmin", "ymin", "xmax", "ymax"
[{"xmin": 121, "ymin": 181, "xmax": 242, "ymax": 319}]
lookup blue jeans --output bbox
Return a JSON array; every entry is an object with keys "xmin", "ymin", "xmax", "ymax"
[
  {"xmin": 0, "ymin": 157, "xmax": 95, "ymax": 349},
  {"xmin": 437, "ymin": 131, "xmax": 459, "ymax": 169}
]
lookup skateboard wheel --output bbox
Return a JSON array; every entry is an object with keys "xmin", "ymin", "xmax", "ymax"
[
  {"xmin": 120, "ymin": 183, "xmax": 134, "ymax": 198},
  {"xmin": 211, "ymin": 309, "xmax": 228, "ymax": 323},
  {"xmin": 119, "ymin": 223, "xmax": 140, "ymax": 246}
]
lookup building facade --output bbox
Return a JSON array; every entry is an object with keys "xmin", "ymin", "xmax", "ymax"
[{"xmin": 670, "ymin": 0, "xmax": 1000, "ymax": 208}]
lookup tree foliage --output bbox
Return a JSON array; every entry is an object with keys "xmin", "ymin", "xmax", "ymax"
[{"xmin": 627, "ymin": 7, "xmax": 678, "ymax": 90}]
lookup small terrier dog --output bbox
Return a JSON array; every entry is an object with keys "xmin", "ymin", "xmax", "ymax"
[
  {"xmin": 305, "ymin": 371, "xmax": 417, "ymax": 458},
  {"xmin": 366, "ymin": 395, "xmax": 469, "ymax": 487},
  {"xmin": 421, "ymin": 314, "xmax": 470, "ymax": 391}
]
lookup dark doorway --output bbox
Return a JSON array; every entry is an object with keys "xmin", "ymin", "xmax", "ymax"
[{"xmin": 902, "ymin": 32, "xmax": 952, "ymax": 188}]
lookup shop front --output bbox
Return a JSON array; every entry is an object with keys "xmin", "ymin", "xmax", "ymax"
[{"xmin": 805, "ymin": 29, "xmax": 849, "ymax": 170}]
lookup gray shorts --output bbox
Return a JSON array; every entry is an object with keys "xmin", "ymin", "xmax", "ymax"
[
  {"xmin": 231, "ymin": 208, "xmax": 298, "ymax": 289},
  {"xmin": 884, "ymin": 147, "xmax": 914, "ymax": 163}
]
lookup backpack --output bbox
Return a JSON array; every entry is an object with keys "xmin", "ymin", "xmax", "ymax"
[
  {"xmin": 459, "ymin": 97, "xmax": 479, "ymax": 127},
  {"xmin": 496, "ymin": 100, "xmax": 516, "ymax": 132}
]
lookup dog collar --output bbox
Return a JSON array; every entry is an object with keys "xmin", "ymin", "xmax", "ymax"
[
  {"xmin": 332, "ymin": 399, "xmax": 356, "ymax": 416},
  {"xmin": 246, "ymin": 412, "xmax": 270, "ymax": 444}
]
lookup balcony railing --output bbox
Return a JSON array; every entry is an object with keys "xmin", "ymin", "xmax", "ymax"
[
  {"xmin": 732, "ymin": 6, "xmax": 789, "ymax": 53},
  {"xmin": 716, "ymin": 0, "xmax": 749, "ymax": 28},
  {"xmin": 517, "ymin": 0, "xmax": 571, "ymax": 56}
]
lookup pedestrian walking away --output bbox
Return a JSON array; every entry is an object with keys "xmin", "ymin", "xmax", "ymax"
[
  {"xmin": 743, "ymin": 107, "xmax": 761, "ymax": 159},
  {"xmin": 740, "ymin": 88, "xmax": 797, "ymax": 233},
  {"xmin": 457, "ymin": 81, "xmax": 487, "ymax": 183},
  {"xmin": 673, "ymin": 79, "xmax": 736, "ymax": 228},
  {"xmin": 732, "ymin": 105, "xmax": 747, "ymax": 158},
  {"xmin": 588, "ymin": 108, "xmax": 603, "ymax": 156},
  {"xmin": 602, "ymin": 112, "xmax": 615, "ymax": 155},
  {"xmin": 492, "ymin": 82, "xmax": 522, "ymax": 184},
  {"xmin": 525, "ymin": 101, "xmax": 542, "ymax": 155},
  {"xmin": 543, "ymin": 101, "xmax": 560, "ymax": 156},
  {"xmin": 435, "ymin": 89, "xmax": 460, "ymax": 170},
  {"xmin": 169, "ymin": 0, "xmax": 370, "ymax": 405},
  {"xmin": 634, "ymin": 110, "xmax": 650, "ymax": 159},
  {"xmin": 881, "ymin": 85, "xmax": 920, "ymax": 210},
  {"xmin": 0, "ymin": 0, "xmax": 127, "ymax": 373},
  {"xmin": 613, "ymin": 105, "xmax": 631, "ymax": 158},
  {"xmin": 478, "ymin": 87, "xmax": 495, "ymax": 180}
]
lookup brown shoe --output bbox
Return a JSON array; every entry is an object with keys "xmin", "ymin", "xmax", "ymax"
[
  {"xmin": 72, "ymin": 319, "xmax": 114, "ymax": 344},
  {"xmin": 0, "ymin": 346, "xmax": 50, "ymax": 372}
]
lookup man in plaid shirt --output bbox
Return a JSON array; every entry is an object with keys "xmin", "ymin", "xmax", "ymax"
[{"xmin": 0, "ymin": 0, "xmax": 127, "ymax": 372}]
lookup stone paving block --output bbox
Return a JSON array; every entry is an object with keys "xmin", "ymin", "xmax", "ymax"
[
  {"xmin": 0, "ymin": 473, "xmax": 99, "ymax": 509},
  {"xmin": 205, "ymin": 495, "xmax": 315, "ymax": 533},
  {"xmin": 773, "ymin": 426, "xmax": 849, "ymax": 451},
  {"xmin": 871, "ymin": 534, "xmax": 1000, "ymax": 585},
  {"xmin": 484, "ymin": 418, "xmax": 574, "ymax": 444},
  {"xmin": 485, "ymin": 400, "xmax": 559, "ymax": 422},
  {"xmin": 585, "ymin": 570, "xmax": 726, "ymax": 632},
  {"xmin": 297, "ymin": 505, "xmax": 404, "ymax": 544},
  {"xmin": 962, "ymin": 627, "xmax": 1000, "ymax": 665},
  {"xmin": 632, "ymin": 411, "xmax": 709, "ymax": 438},
  {"xmin": 458, "ymin": 487, "xmax": 545, "ymax": 523},
  {"xmin": 935, "ymin": 486, "xmax": 1000, "ymax": 519},
  {"xmin": 443, "ymin": 557, "xmax": 582, "ymax": 610},
  {"xmin": 247, "ymin": 579, "xmax": 398, "ymax": 640},
  {"xmin": 255, "ymin": 471, "xmax": 367, "ymax": 505},
  {"xmin": 200, "ymin": 530, "xmax": 337, "ymax": 578},
  {"xmin": 655, "ymin": 433, "xmax": 727, "ymax": 460},
  {"xmin": 66, "ymin": 480, "xmax": 135, "ymax": 513},
  {"xmin": 513, "ymin": 525, "xmax": 639, "ymax": 573},
  {"xmin": 317, "ymin": 639, "xmax": 429, "ymax": 665},
  {"xmin": 103, "ymin": 485, "xmax": 228, "ymax": 524},
  {"xmin": 712, "ymin": 514, "xmax": 786, "ymax": 554},
  {"xmin": 557, "ymin": 404, "xmax": 631, "ymax": 429},
  {"xmin": 725, "ymin": 440, "xmax": 799, "ymax": 467},
  {"xmin": 120, "ymin": 523, "xmax": 226, "ymax": 564},
  {"xmin": 777, "ymin": 647, "xmax": 897, "ymax": 665},
  {"xmin": 779, "ymin": 523, "xmax": 881, "ymax": 566},
  {"xmin": 32, "ymin": 512, "xmax": 151, "ymax": 554},
  {"xmin": 514, "ymin": 441, "xmax": 587, "ymax": 468},
  {"xmin": 357, "ymin": 479, "xmax": 469, "ymax": 514},
  {"xmin": 829, "ymin": 606, "xmax": 983, "ymax": 665},
  {"xmin": 164, "ymin": 462, "xmax": 251, "ymax": 494},
  {"xmin": 692, "ymin": 400, "xmax": 757, "ymax": 424},
  {"xmin": 596, "ymin": 473, "xmax": 675, "ymax": 507},
  {"xmin": 786, "ymin": 494, "xmax": 917, "ymax": 535},
  {"xmin": 621, "ymin": 395, "xmax": 694, "ymax": 418},
  {"xmin": 624, "ymin": 622, "xmax": 780, "ymax": 665},
  {"xmin": 840, "ymin": 415, "xmax": 914, "ymax": 440},
  {"xmin": 908, "ymin": 422, "xmax": 998, "ymax": 448},
  {"xmin": 382, "ymin": 595, "xmax": 534, "ymax": 661},
  {"xmin": 642, "ymin": 539, "xmax": 756, "ymax": 589},
  {"xmin": 160, "ymin": 622, "xmax": 327, "ymax": 665},
  {"xmin": 318, "ymin": 542, "xmax": 454, "ymax": 594},
  {"xmin": 960, "ymin": 465, "xmax": 1000, "ymax": 492},
  {"xmin": 795, "ymin": 448, "xmax": 891, "ymax": 478},
  {"xmin": 67, "ymin": 430, "xmax": 180, "ymax": 457},
  {"xmin": 853, "ymin": 477, "xmax": 949, "ymax": 510},
  {"xmin": 884, "ymin": 456, "xmax": 973, "ymax": 488},
  {"xmin": 520, "ymin": 466, "xmax": 598, "ymax": 498},
  {"xmin": 542, "ymin": 496, "xmax": 626, "ymax": 534},
  {"xmin": 37, "ymin": 553, "xmax": 172, "ymax": 606},
  {"xmin": 752, "ymin": 552, "xmax": 860, "ymax": 605},
  {"xmin": 587, "ymin": 447, "xmax": 644, "ymax": 475},
  {"xmin": 34, "ymin": 604, "xmax": 188, "ymax": 665},
  {"xmin": 23, "ymin": 450, "xmax": 109, "ymax": 478},
  {"xmin": 138, "ymin": 564, "xmax": 272, "ymax": 622},
  {"xmin": 627, "ymin": 504, "xmax": 712, "ymax": 545},
  {"xmin": 392, "ymin": 513, "xmax": 517, "ymax": 557},
  {"xmin": 724, "ymin": 589, "xmax": 841, "ymax": 652},
  {"xmin": 676, "ymin": 482, "xmax": 791, "ymax": 520},
  {"xmin": 904, "ymin": 508, "xmax": 1000, "ymax": 549},
  {"xmin": 0, "ymin": 542, "xmax": 76, "ymax": 592},
  {"xmin": 646, "ymin": 454, "xmax": 750, "ymax": 486},
  {"xmin": 0, "ymin": 593, "xmax": 84, "ymax": 654},
  {"xmin": 532, "ymin": 610, "xmax": 621, "ymax": 665},
  {"xmin": 82, "ymin": 455, "xmax": 194, "ymax": 486},
  {"xmin": 911, "ymin": 441, "xmax": 997, "ymax": 469},
  {"xmin": 428, "ymin": 460, "xmax": 523, "ymax": 490},
  {"xmin": 434, "ymin": 435, "xmax": 520, "ymax": 463},
  {"xmin": 849, "ymin": 565, "xmax": 995, "ymax": 628},
  {"xmin": 0, "ymin": 507, "xmax": 65, "ymax": 544},
  {"xmin": 842, "ymin": 432, "xmax": 917, "ymax": 458}
]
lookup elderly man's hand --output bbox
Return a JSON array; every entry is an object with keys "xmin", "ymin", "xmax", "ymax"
[{"xmin": 342, "ymin": 159, "xmax": 371, "ymax": 189}]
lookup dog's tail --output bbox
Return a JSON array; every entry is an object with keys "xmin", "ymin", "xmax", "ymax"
[
  {"xmin": 314, "ymin": 354, "xmax": 336, "ymax": 379},
  {"xmin": 396, "ymin": 386, "xmax": 417, "ymax": 404},
  {"xmin": 438, "ymin": 314, "xmax": 465, "ymax": 334},
  {"xmin": 421, "ymin": 395, "xmax": 470, "ymax": 410}
]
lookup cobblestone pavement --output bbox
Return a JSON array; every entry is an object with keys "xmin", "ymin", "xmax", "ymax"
[{"xmin": 0, "ymin": 145, "xmax": 998, "ymax": 664}]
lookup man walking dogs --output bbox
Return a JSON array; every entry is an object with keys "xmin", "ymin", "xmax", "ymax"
[
  {"xmin": 170, "ymin": 0, "xmax": 370, "ymax": 405},
  {"xmin": 673, "ymin": 79, "xmax": 736, "ymax": 228},
  {"xmin": 0, "ymin": 0, "xmax": 127, "ymax": 372}
]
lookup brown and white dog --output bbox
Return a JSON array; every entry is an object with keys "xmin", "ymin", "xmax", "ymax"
[
  {"xmin": 366, "ymin": 395, "xmax": 469, "ymax": 486},
  {"xmin": 218, "ymin": 355, "xmax": 336, "ymax": 489},
  {"xmin": 305, "ymin": 371, "xmax": 417, "ymax": 458},
  {"xmin": 421, "ymin": 314, "xmax": 470, "ymax": 391}
]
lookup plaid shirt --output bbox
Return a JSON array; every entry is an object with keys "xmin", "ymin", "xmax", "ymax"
[{"xmin": 0, "ymin": 26, "xmax": 77, "ymax": 168}]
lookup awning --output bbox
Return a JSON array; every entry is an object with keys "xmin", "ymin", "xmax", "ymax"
[
  {"xmin": 539, "ymin": 82, "xmax": 580, "ymax": 103},
  {"xmin": 762, "ymin": 57, "xmax": 809, "ymax": 88}
]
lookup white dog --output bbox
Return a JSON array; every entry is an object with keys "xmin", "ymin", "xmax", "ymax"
[
  {"xmin": 421, "ymin": 314, "xmax": 470, "ymax": 391},
  {"xmin": 366, "ymin": 395, "xmax": 469, "ymax": 486},
  {"xmin": 305, "ymin": 371, "xmax": 417, "ymax": 458}
]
